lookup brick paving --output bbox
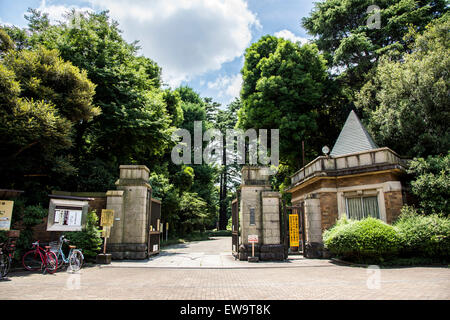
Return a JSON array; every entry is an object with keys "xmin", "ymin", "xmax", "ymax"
[{"xmin": 1, "ymin": 237, "xmax": 449, "ymax": 300}]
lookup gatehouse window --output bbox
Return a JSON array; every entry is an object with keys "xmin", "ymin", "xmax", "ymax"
[
  {"xmin": 250, "ymin": 207, "xmax": 255, "ymax": 225},
  {"xmin": 345, "ymin": 195, "xmax": 380, "ymax": 220}
]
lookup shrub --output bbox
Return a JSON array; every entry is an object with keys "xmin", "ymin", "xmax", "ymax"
[
  {"xmin": 324, "ymin": 217, "xmax": 401, "ymax": 263},
  {"xmin": 394, "ymin": 206, "xmax": 450, "ymax": 259},
  {"xmin": 63, "ymin": 211, "xmax": 102, "ymax": 261},
  {"xmin": 407, "ymin": 153, "xmax": 450, "ymax": 216}
]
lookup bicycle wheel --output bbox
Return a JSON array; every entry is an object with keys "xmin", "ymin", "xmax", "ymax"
[
  {"xmin": 69, "ymin": 250, "xmax": 84, "ymax": 271},
  {"xmin": 44, "ymin": 251, "xmax": 58, "ymax": 274},
  {"xmin": 23, "ymin": 250, "xmax": 43, "ymax": 271},
  {"xmin": 56, "ymin": 251, "xmax": 65, "ymax": 269}
]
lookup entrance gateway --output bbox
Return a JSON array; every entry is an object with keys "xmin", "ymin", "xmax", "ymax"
[{"xmin": 105, "ymin": 165, "xmax": 302, "ymax": 261}]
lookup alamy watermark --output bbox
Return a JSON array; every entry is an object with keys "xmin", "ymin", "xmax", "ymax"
[
  {"xmin": 171, "ymin": 121, "xmax": 279, "ymax": 173},
  {"xmin": 367, "ymin": 5, "xmax": 381, "ymax": 29},
  {"xmin": 366, "ymin": 265, "xmax": 381, "ymax": 289}
]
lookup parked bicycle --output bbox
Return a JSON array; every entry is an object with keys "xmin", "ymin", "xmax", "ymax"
[
  {"xmin": 0, "ymin": 231, "xmax": 19, "ymax": 280},
  {"xmin": 22, "ymin": 240, "xmax": 58, "ymax": 274},
  {"xmin": 54, "ymin": 235, "xmax": 84, "ymax": 271}
]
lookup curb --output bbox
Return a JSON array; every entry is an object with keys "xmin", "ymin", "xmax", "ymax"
[{"xmin": 330, "ymin": 258, "xmax": 371, "ymax": 268}]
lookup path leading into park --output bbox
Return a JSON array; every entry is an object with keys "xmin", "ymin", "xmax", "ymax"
[
  {"xmin": 1, "ymin": 237, "xmax": 449, "ymax": 300},
  {"xmin": 106, "ymin": 236, "xmax": 320, "ymax": 268}
]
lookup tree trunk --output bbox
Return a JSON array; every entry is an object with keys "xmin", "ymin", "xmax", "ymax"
[{"xmin": 218, "ymin": 140, "xmax": 228, "ymax": 230}]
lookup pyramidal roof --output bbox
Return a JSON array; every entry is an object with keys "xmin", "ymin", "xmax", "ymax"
[{"xmin": 330, "ymin": 110, "xmax": 378, "ymax": 157}]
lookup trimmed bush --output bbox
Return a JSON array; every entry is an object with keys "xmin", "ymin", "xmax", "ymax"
[
  {"xmin": 63, "ymin": 211, "xmax": 102, "ymax": 261},
  {"xmin": 394, "ymin": 206, "xmax": 450, "ymax": 259},
  {"xmin": 324, "ymin": 217, "xmax": 401, "ymax": 263}
]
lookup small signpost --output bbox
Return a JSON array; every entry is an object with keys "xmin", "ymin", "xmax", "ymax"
[
  {"xmin": 248, "ymin": 234, "xmax": 258, "ymax": 262},
  {"xmin": 0, "ymin": 201, "xmax": 14, "ymax": 231},
  {"xmin": 97, "ymin": 209, "xmax": 114, "ymax": 264}
]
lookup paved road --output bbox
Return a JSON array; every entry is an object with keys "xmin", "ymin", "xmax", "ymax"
[{"xmin": 1, "ymin": 237, "xmax": 449, "ymax": 300}]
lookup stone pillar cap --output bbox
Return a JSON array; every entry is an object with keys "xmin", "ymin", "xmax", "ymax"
[
  {"xmin": 106, "ymin": 190, "xmax": 124, "ymax": 197},
  {"xmin": 119, "ymin": 165, "xmax": 150, "ymax": 173}
]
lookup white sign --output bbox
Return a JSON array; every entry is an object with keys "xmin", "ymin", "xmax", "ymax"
[
  {"xmin": 248, "ymin": 234, "xmax": 258, "ymax": 243},
  {"xmin": 47, "ymin": 198, "xmax": 89, "ymax": 232}
]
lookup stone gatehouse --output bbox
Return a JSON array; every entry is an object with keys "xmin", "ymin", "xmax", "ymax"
[{"xmin": 286, "ymin": 110, "xmax": 411, "ymax": 258}]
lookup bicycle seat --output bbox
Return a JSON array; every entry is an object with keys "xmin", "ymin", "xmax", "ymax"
[
  {"xmin": 44, "ymin": 246, "xmax": 51, "ymax": 249},
  {"xmin": 69, "ymin": 245, "xmax": 76, "ymax": 249}
]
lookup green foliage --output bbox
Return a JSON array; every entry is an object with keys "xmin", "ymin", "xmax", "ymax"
[
  {"xmin": 25, "ymin": 10, "xmax": 175, "ymax": 190},
  {"xmin": 303, "ymin": 0, "xmax": 448, "ymax": 92},
  {"xmin": 407, "ymin": 153, "xmax": 450, "ymax": 216},
  {"xmin": 394, "ymin": 207, "xmax": 450, "ymax": 259},
  {"xmin": 178, "ymin": 192, "xmax": 211, "ymax": 236},
  {"xmin": 324, "ymin": 217, "xmax": 401, "ymax": 263},
  {"xmin": 13, "ymin": 204, "xmax": 47, "ymax": 260},
  {"xmin": 64, "ymin": 211, "xmax": 102, "ymax": 261},
  {"xmin": 0, "ymin": 29, "xmax": 99, "ymax": 200},
  {"xmin": 357, "ymin": 14, "xmax": 450, "ymax": 157},
  {"xmin": 238, "ymin": 35, "xmax": 329, "ymax": 168}
]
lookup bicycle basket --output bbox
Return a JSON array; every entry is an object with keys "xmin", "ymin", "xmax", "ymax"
[{"xmin": 49, "ymin": 241, "xmax": 59, "ymax": 254}]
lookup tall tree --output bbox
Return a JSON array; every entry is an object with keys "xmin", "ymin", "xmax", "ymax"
[
  {"xmin": 25, "ymin": 10, "xmax": 176, "ymax": 191},
  {"xmin": 213, "ymin": 99, "xmax": 240, "ymax": 229},
  {"xmin": 356, "ymin": 14, "xmax": 450, "ymax": 157},
  {"xmin": 238, "ymin": 35, "xmax": 329, "ymax": 169},
  {"xmin": 302, "ymin": 0, "xmax": 448, "ymax": 94},
  {"xmin": 0, "ymin": 31, "xmax": 98, "ymax": 199}
]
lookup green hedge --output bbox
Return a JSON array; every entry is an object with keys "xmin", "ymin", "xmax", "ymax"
[
  {"xmin": 324, "ymin": 210, "xmax": 450, "ymax": 263},
  {"xmin": 394, "ymin": 206, "xmax": 450, "ymax": 259},
  {"xmin": 323, "ymin": 217, "xmax": 400, "ymax": 263}
]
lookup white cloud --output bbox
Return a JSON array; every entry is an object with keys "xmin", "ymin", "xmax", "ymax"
[
  {"xmin": 274, "ymin": 29, "xmax": 308, "ymax": 45},
  {"xmin": 37, "ymin": 0, "xmax": 93, "ymax": 23},
  {"xmin": 0, "ymin": 17, "xmax": 13, "ymax": 27},
  {"xmin": 207, "ymin": 73, "xmax": 242, "ymax": 102},
  {"xmin": 86, "ymin": 0, "xmax": 260, "ymax": 87}
]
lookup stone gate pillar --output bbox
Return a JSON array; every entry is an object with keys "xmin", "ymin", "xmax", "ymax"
[
  {"xmin": 106, "ymin": 165, "xmax": 151, "ymax": 260},
  {"xmin": 238, "ymin": 166, "xmax": 286, "ymax": 261},
  {"xmin": 304, "ymin": 194, "xmax": 324, "ymax": 258}
]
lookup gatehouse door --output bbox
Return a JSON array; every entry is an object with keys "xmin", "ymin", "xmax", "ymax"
[{"xmin": 283, "ymin": 203, "xmax": 306, "ymax": 254}]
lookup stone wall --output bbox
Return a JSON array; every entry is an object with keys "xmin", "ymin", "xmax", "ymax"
[
  {"xmin": 319, "ymin": 192, "xmax": 338, "ymax": 231},
  {"xmin": 384, "ymin": 190, "xmax": 404, "ymax": 224}
]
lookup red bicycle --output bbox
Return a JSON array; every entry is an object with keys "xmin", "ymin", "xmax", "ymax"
[{"xmin": 22, "ymin": 241, "xmax": 58, "ymax": 274}]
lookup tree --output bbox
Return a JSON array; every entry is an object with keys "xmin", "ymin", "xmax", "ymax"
[
  {"xmin": 214, "ymin": 98, "xmax": 241, "ymax": 229},
  {"xmin": 407, "ymin": 153, "xmax": 450, "ymax": 216},
  {"xmin": 238, "ymin": 35, "xmax": 329, "ymax": 169},
  {"xmin": 356, "ymin": 14, "xmax": 450, "ymax": 157},
  {"xmin": 302, "ymin": 0, "xmax": 448, "ymax": 92},
  {"xmin": 0, "ymin": 31, "xmax": 99, "ymax": 194},
  {"xmin": 24, "ymin": 10, "xmax": 177, "ymax": 191}
]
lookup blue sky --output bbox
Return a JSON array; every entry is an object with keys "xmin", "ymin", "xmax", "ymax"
[{"xmin": 0, "ymin": 0, "xmax": 317, "ymax": 106}]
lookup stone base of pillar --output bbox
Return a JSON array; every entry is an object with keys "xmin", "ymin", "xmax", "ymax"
[
  {"xmin": 304, "ymin": 242, "xmax": 324, "ymax": 259},
  {"xmin": 238, "ymin": 244, "xmax": 287, "ymax": 261},
  {"xmin": 107, "ymin": 243, "xmax": 148, "ymax": 260}
]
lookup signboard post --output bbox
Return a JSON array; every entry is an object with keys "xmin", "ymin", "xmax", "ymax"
[
  {"xmin": 0, "ymin": 201, "xmax": 14, "ymax": 231},
  {"xmin": 100, "ymin": 209, "xmax": 114, "ymax": 254},
  {"xmin": 289, "ymin": 214, "xmax": 300, "ymax": 248},
  {"xmin": 166, "ymin": 222, "xmax": 169, "ymax": 241},
  {"xmin": 248, "ymin": 234, "xmax": 258, "ymax": 262}
]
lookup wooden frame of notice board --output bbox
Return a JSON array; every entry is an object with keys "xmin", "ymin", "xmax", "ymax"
[{"xmin": 47, "ymin": 195, "xmax": 91, "ymax": 232}]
